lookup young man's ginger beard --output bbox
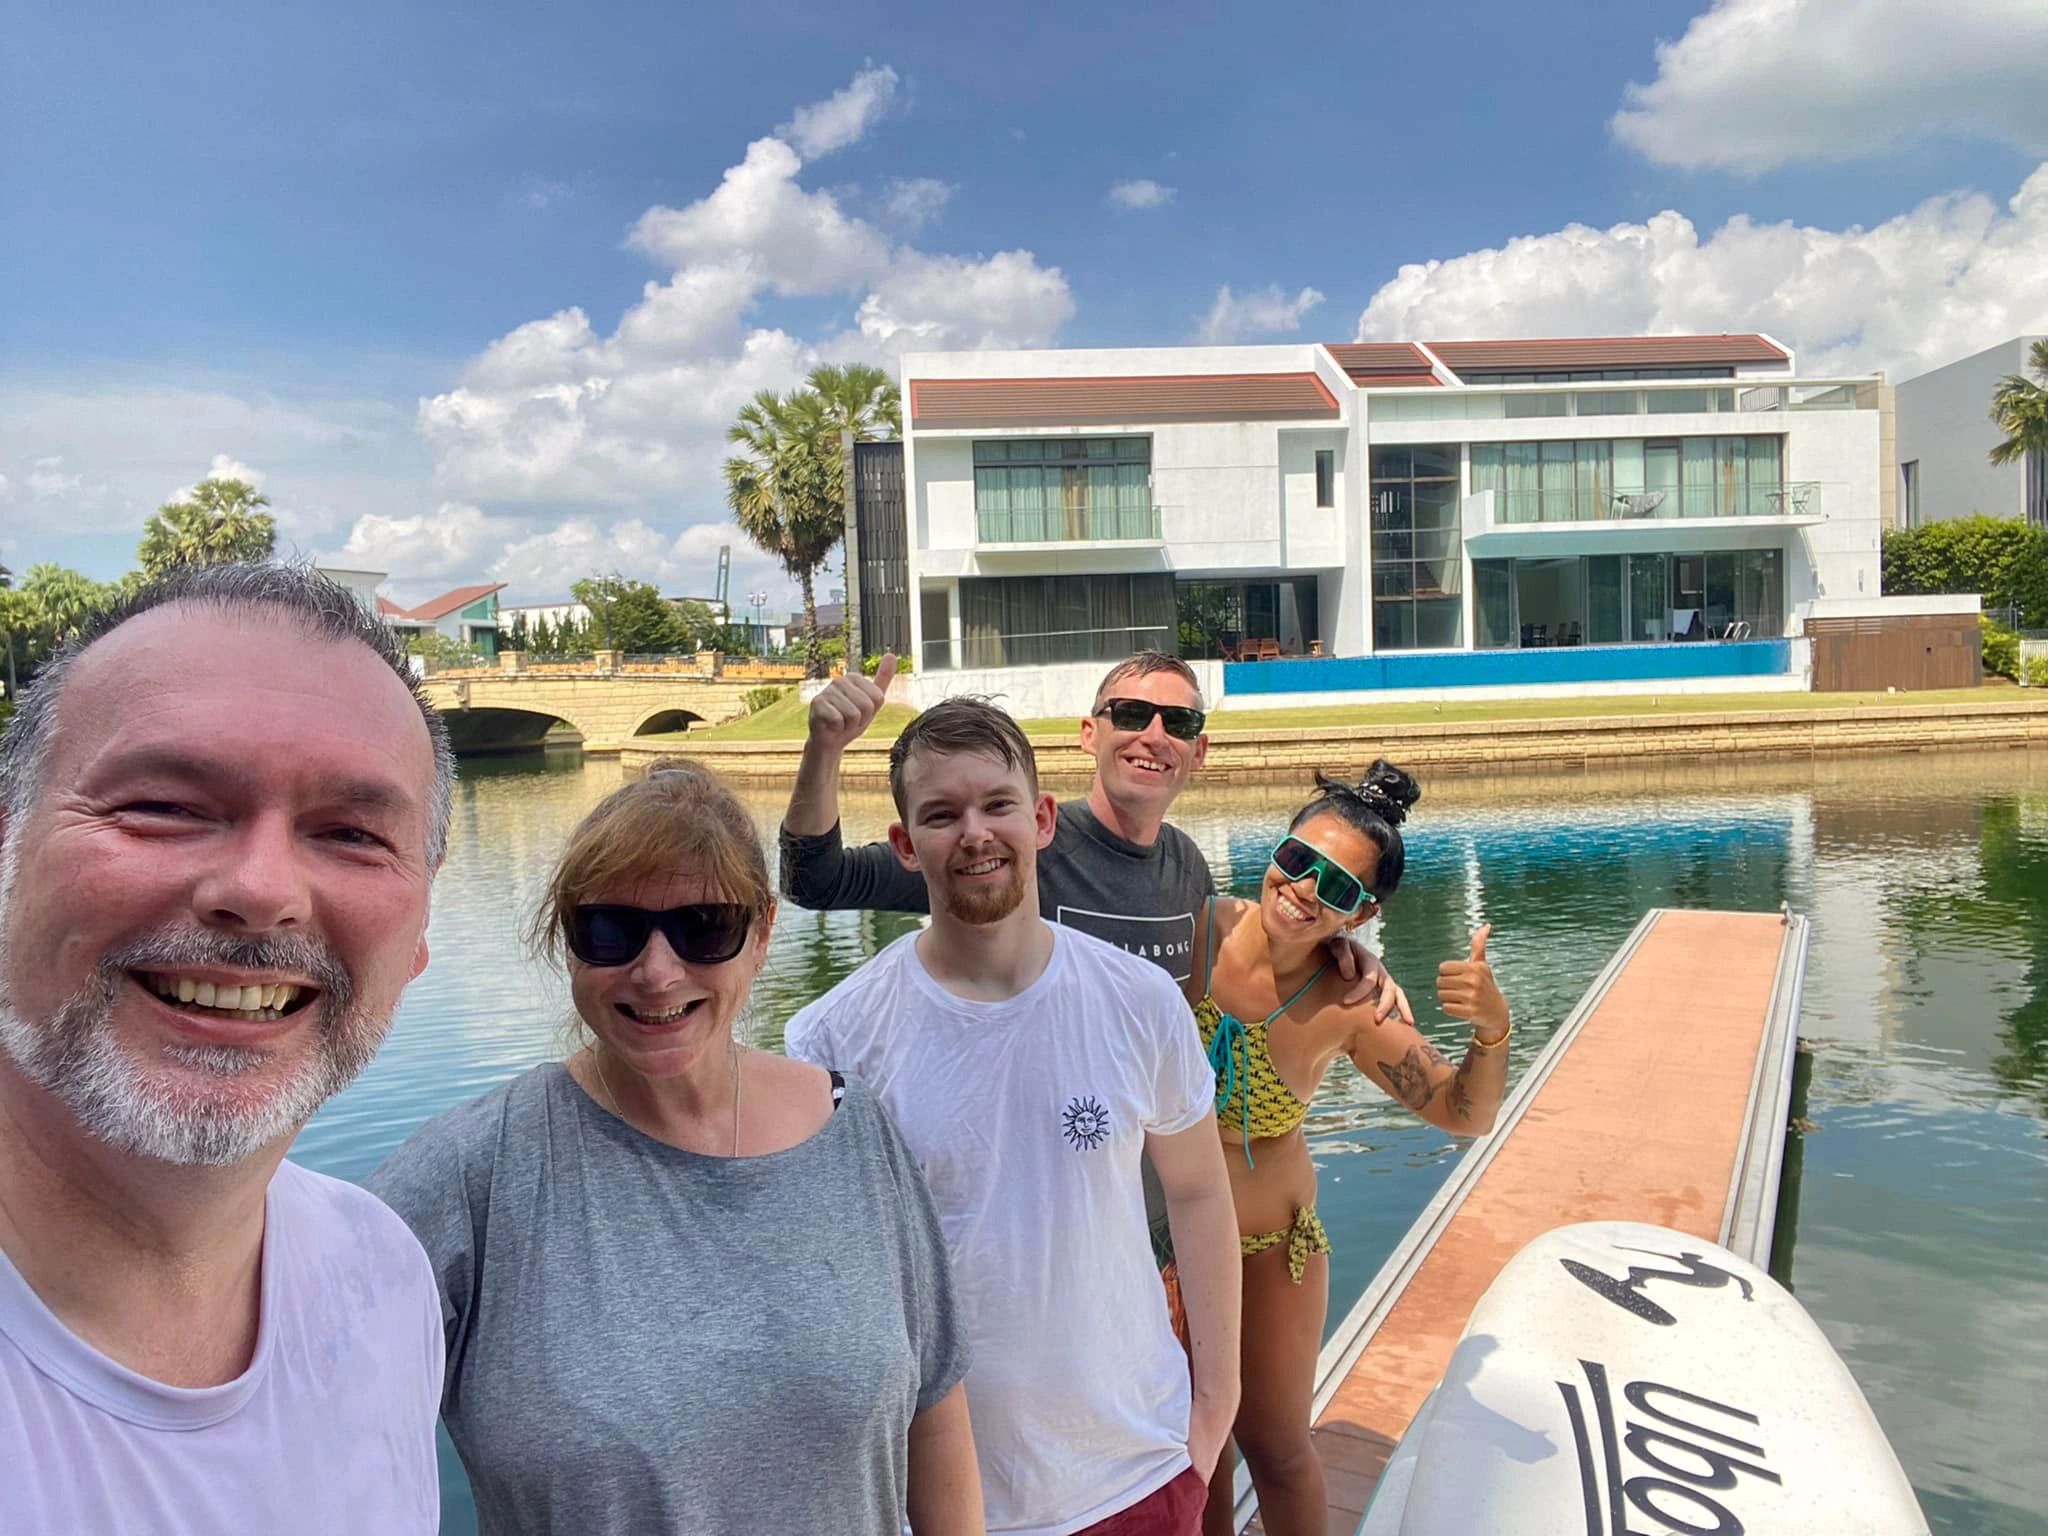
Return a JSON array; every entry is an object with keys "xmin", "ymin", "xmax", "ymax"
[
  {"xmin": 0, "ymin": 844, "xmax": 379, "ymax": 1167},
  {"xmin": 936, "ymin": 859, "xmax": 1029, "ymax": 927}
]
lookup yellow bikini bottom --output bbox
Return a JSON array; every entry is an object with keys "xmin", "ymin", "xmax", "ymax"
[{"xmin": 1240, "ymin": 1205, "xmax": 1331, "ymax": 1284}]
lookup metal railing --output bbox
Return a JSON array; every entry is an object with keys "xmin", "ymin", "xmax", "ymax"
[
  {"xmin": 974, "ymin": 502, "xmax": 1165, "ymax": 544},
  {"xmin": 1368, "ymin": 377, "xmax": 1875, "ymax": 424},
  {"xmin": 1483, "ymin": 480, "xmax": 1823, "ymax": 526}
]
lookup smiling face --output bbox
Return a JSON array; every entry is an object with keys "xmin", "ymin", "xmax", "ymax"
[
  {"xmin": 1259, "ymin": 810, "xmax": 1381, "ymax": 947},
  {"xmin": 1079, "ymin": 669, "xmax": 1209, "ymax": 823},
  {"xmin": 566, "ymin": 870, "xmax": 773, "ymax": 1082},
  {"xmin": 0, "ymin": 605, "xmax": 438, "ymax": 1167},
  {"xmin": 889, "ymin": 747, "xmax": 1057, "ymax": 926}
]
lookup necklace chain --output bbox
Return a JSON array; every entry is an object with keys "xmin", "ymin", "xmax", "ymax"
[{"xmin": 590, "ymin": 1037, "xmax": 742, "ymax": 1158}]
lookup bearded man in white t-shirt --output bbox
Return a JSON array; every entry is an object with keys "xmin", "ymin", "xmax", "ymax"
[
  {"xmin": 0, "ymin": 563, "xmax": 450, "ymax": 1534},
  {"xmin": 787, "ymin": 699, "xmax": 1241, "ymax": 1536}
]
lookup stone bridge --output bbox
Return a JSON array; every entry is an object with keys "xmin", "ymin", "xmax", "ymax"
[{"xmin": 418, "ymin": 652, "xmax": 804, "ymax": 755}]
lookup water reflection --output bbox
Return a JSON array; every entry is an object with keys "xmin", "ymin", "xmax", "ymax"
[{"xmin": 292, "ymin": 746, "xmax": 2048, "ymax": 1535}]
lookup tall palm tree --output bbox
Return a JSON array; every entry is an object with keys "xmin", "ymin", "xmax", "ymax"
[
  {"xmin": 725, "ymin": 389, "xmax": 842, "ymax": 679},
  {"xmin": 138, "ymin": 477, "xmax": 277, "ymax": 576},
  {"xmin": 1989, "ymin": 338, "xmax": 2048, "ymax": 472}
]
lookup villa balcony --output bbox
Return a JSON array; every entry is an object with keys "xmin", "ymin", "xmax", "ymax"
[
  {"xmin": 1482, "ymin": 480, "xmax": 1824, "ymax": 526},
  {"xmin": 973, "ymin": 501, "xmax": 1166, "ymax": 548}
]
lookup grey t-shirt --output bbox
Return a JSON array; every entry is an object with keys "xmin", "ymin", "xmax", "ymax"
[
  {"xmin": 781, "ymin": 800, "xmax": 1215, "ymax": 984},
  {"xmin": 367, "ymin": 1063, "xmax": 968, "ymax": 1536}
]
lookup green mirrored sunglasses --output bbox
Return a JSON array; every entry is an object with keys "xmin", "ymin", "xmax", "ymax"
[{"xmin": 1268, "ymin": 835, "xmax": 1378, "ymax": 916}]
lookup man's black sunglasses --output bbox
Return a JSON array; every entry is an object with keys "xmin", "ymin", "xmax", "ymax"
[
  {"xmin": 567, "ymin": 903, "xmax": 753, "ymax": 967},
  {"xmin": 1094, "ymin": 697, "xmax": 1207, "ymax": 741}
]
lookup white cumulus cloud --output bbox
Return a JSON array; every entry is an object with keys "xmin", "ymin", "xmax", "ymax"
[
  {"xmin": 1108, "ymin": 179, "xmax": 1175, "ymax": 210},
  {"xmin": 775, "ymin": 63, "xmax": 899, "ymax": 159},
  {"xmin": 1196, "ymin": 284, "xmax": 1326, "ymax": 344},
  {"xmin": 1612, "ymin": 0, "xmax": 2048, "ymax": 173},
  {"xmin": 1355, "ymin": 163, "xmax": 2048, "ymax": 380},
  {"xmin": 168, "ymin": 453, "xmax": 267, "ymax": 504},
  {"xmin": 334, "ymin": 502, "xmax": 492, "ymax": 579},
  {"xmin": 419, "ymin": 65, "xmax": 1072, "ymax": 506}
]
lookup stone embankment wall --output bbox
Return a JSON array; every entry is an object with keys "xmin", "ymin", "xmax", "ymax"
[{"xmin": 620, "ymin": 698, "xmax": 2048, "ymax": 786}]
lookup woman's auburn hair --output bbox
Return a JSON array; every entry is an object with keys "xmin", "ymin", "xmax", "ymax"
[{"xmin": 526, "ymin": 757, "xmax": 774, "ymax": 965}]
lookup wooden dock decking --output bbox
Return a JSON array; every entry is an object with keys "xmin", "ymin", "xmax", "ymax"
[{"xmin": 1239, "ymin": 906, "xmax": 1809, "ymax": 1535}]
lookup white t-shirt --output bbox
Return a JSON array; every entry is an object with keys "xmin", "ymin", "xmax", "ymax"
[
  {"xmin": 0, "ymin": 1158, "xmax": 444, "ymax": 1536},
  {"xmin": 786, "ymin": 924, "xmax": 1215, "ymax": 1536}
]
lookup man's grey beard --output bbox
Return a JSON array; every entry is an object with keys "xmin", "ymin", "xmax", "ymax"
[
  {"xmin": 0, "ymin": 845, "xmax": 388, "ymax": 1167},
  {"xmin": 939, "ymin": 859, "xmax": 1028, "ymax": 927}
]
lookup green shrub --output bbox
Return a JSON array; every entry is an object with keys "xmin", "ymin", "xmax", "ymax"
[
  {"xmin": 861, "ymin": 653, "xmax": 913, "ymax": 677},
  {"xmin": 743, "ymin": 685, "xmax": 787, "ymax": 715},
  {"xmin": 2024, "ymin": 655, "xmax": 2048, "ymax": 689},
  {"xmin": 1981, "ymin": 617, "xmax": 2020, "ymax": 680},
  {"xmin": 1884, "ymin": 516, "xmax": 2048, "ymax": 628}
]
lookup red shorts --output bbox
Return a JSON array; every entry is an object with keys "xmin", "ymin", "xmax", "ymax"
[{"xmin": 1073, "ymin": 1466, "xmax": 1208, "ymax": 1536}]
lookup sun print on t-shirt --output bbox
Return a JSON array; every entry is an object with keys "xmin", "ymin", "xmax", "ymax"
[{"xmin": 1062, "ymin": 1095, "xmax": 1109, "ymax": 1150}]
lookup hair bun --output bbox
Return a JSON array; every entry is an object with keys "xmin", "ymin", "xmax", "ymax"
[{"xmin": 1356, "ymin": 758, "xmax": 1421, "ymax": 825}]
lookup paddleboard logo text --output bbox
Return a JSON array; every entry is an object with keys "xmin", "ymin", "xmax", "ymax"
[
  {"xmin": 1558, "ymin": 1358, "xmax": 1781, "ymax": 1535},
  {"xmin": 1560, "ymin": 1245, "xmax": 1756, "ymax": 1326}
]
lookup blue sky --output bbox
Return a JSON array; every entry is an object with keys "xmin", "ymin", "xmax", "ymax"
[{"xmin": 5, "ymin": 0, "xmax": 2047, "ymax": 606}]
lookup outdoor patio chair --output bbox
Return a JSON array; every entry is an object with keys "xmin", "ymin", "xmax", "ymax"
[
  {"xmin": 1218, "ymin": 640, "xmax": 1239, "ymax": 662},
  {"xmin": 1256, "ymin": 638, "xmax": 1281, "ymax": 661}
]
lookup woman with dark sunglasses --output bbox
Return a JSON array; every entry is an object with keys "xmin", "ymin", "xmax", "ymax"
[
  {"xmin": 1183, "ymin": 760, "xmax": 1511, "ymax": 1536},
  {"xmin": 368, "ymin": 759, "xmax": 983, "ymax": 1536}
]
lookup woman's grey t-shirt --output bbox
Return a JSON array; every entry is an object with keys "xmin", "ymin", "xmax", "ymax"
[{"xmin": 367, "ymin": 1063, "xmax": 968, "ymax": 1536}]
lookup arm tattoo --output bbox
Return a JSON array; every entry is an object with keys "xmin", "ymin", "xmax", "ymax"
[
  {"xmin": 1446, "ymin": 1067, "xmax": 1474, "ymax": 1123},
  {"xmin": 1378, "ymin": 1044, "xmax": 1440, "ymax": 1111}
]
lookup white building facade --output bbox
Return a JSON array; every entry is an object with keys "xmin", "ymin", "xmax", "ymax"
[
  {"xmin": 1895, "ymin": 335, "xmax": 2047, "ymax": 530},
  {"xmin": 898, "ymin": 336, "xmax": 1893, "ymax": 710}
]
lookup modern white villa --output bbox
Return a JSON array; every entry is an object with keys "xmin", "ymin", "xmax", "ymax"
[
  {"xmin": 885, "ymin": 335, "xmax": 1921, "ymax": 711},
  {"xmin": 1895, "ymin": 334, "xmax": 2047, "ymax": 531}
]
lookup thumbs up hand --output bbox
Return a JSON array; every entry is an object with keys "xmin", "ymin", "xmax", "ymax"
[
  {"xmin": 1437, "ymin": 923, "xmax": 1509, "ymax": 1044},
  {"xmin": 807, "ymin": 651, "xmax": 897, "ymax": 753}
]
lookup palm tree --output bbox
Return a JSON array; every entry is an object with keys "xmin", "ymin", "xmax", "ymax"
[
  {"xmin": 725, "ymin": 389, "xmax": 842, "ymax": 679},
  {"xmin": 1989, "ymin": 338, "xmax": 2048, "ymax": 472},
  {"xmin": 138, "ymin": 477, "xmax": 277, "ymax": 576},
  {"xmin": 806, "ymin": 363, "xmax": 901, "ymax": 440}
]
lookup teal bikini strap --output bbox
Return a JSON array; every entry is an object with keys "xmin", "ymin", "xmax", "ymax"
[{"xmin": 1265, "ymin": 962, "xmax": 1330, "ymax": 1026}]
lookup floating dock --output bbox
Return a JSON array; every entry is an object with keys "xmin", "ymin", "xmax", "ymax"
[{"xmin": 1236, "ymin": 906, "xmax": 1810, "ymax": 1535}]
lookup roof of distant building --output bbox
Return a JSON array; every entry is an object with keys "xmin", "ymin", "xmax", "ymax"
[
  {"xmin": 909, "ymin": 372, "xmax": 1341, "ymax": 428},
  {"xmin": 375, "ymin": 595, "xmax": 410, "ymax": 617},
  {"xmin": 402, "ymin": 583, "xmax": 507, "ymax": 622}
]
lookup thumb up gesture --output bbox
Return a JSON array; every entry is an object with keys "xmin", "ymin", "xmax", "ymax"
[
  {"xmin": 807, "ymin": 652, "xmax": 897, "ymax": 753},
  {"xmin": 1437, "ymin": 925, "xmax": 1510, "ymax": 1044}
]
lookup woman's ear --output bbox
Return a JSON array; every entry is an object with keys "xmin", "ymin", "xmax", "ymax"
[{"xmin": 1348, "ymin": 901, "xmax": 1380, "ymax": 930}]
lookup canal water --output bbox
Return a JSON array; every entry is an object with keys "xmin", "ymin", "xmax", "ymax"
[{"xmin": 292, "ymin": 746, "xmax": 2048, "ymax": 1536}]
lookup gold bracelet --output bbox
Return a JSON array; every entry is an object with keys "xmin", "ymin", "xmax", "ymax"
[{"xmin": 1470, "ymin": 1018, "xmax": 1512, "ymax": 1052}]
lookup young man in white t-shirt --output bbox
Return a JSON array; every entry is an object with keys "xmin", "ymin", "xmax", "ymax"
[{"xmin": 786, "ymin": 699, "xmax": 1240, "ymax": 1536}]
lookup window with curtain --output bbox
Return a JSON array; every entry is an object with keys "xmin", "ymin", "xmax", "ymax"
[
  {"xmin": 1315, "ymin": 449, "xmax": 1335, "ymax": 508},
  {"xmin": 958, "ymin": 573, "xmax": 1175, "ymax": 666},
  {"xmin": 1472, "ymin": 434, "xmax": 1786, "ymax": 523},
  {"xmin": 972, "ymin": 438, "xmax": 1152, "ymax": 541}
]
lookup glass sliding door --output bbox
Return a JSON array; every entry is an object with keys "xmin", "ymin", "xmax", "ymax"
[
  {"xmin": 1475, "ymin": 560, "xmax": 1514, "ymax": 648},
  {"xmin": 1586, "ymin": 556, "xmax": 1624, "ymax": 644},
  {"xmin": 1627, "ymin": 554, "xmax": 1667, "ymax": 642},
  {"xmin": 1370, "ymin": 443, "xmax": 1463, "ymax": 648}
]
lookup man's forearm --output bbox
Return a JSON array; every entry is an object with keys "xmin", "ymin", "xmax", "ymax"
[
  {"xmin": 1165, "ymin": 1178, "xmax": 1242, "ymax": 1466},
  {"xmin": 784, "ymin": 738, "xmax": 848, "ymax": 838}
]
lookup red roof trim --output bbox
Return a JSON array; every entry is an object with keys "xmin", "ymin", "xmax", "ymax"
[
  {"xmin": 1425, "ymin": 334, "xmax": 1788, "ymax": 372},
  {"xmin": 910, "ymin": 372, "xmax": 1340, "ymax": 426},
  {"xmin": 1356, "ymin": 373, "xmax": 1443, "ymax": 389}
]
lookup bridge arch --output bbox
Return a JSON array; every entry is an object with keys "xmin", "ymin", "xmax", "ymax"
[
  {"xmin": 437, "ymin": 707, "xmax": 579, "ymax": 755},
  {"xmin": 632, "ymin": 707, "xmax": 705, "ymax": 737}
]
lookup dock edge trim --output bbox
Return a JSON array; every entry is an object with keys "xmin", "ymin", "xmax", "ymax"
[{"xmin": 1719, "ymin": 911, "xmax": 1809, "ymax": 1266}]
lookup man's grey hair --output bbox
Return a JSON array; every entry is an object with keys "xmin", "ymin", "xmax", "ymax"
[{"xmin": 0, "ymin": 560, "xmax": 456, "ymax": 865}]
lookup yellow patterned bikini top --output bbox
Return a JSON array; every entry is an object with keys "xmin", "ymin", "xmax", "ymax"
[{"xmin": 1194, "ymin": 900, "xmax": 1325, "ymax": 1158}]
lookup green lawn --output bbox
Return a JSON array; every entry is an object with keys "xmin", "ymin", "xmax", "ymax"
[{"xmin": 638, "ymin": 683, "xmax": 2026, "ymax": 746}]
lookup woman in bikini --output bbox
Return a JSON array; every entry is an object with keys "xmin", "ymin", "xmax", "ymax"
[{"xmin": 1187, "ymin": 760, "xmax": 1511, "ymax": 1536}]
